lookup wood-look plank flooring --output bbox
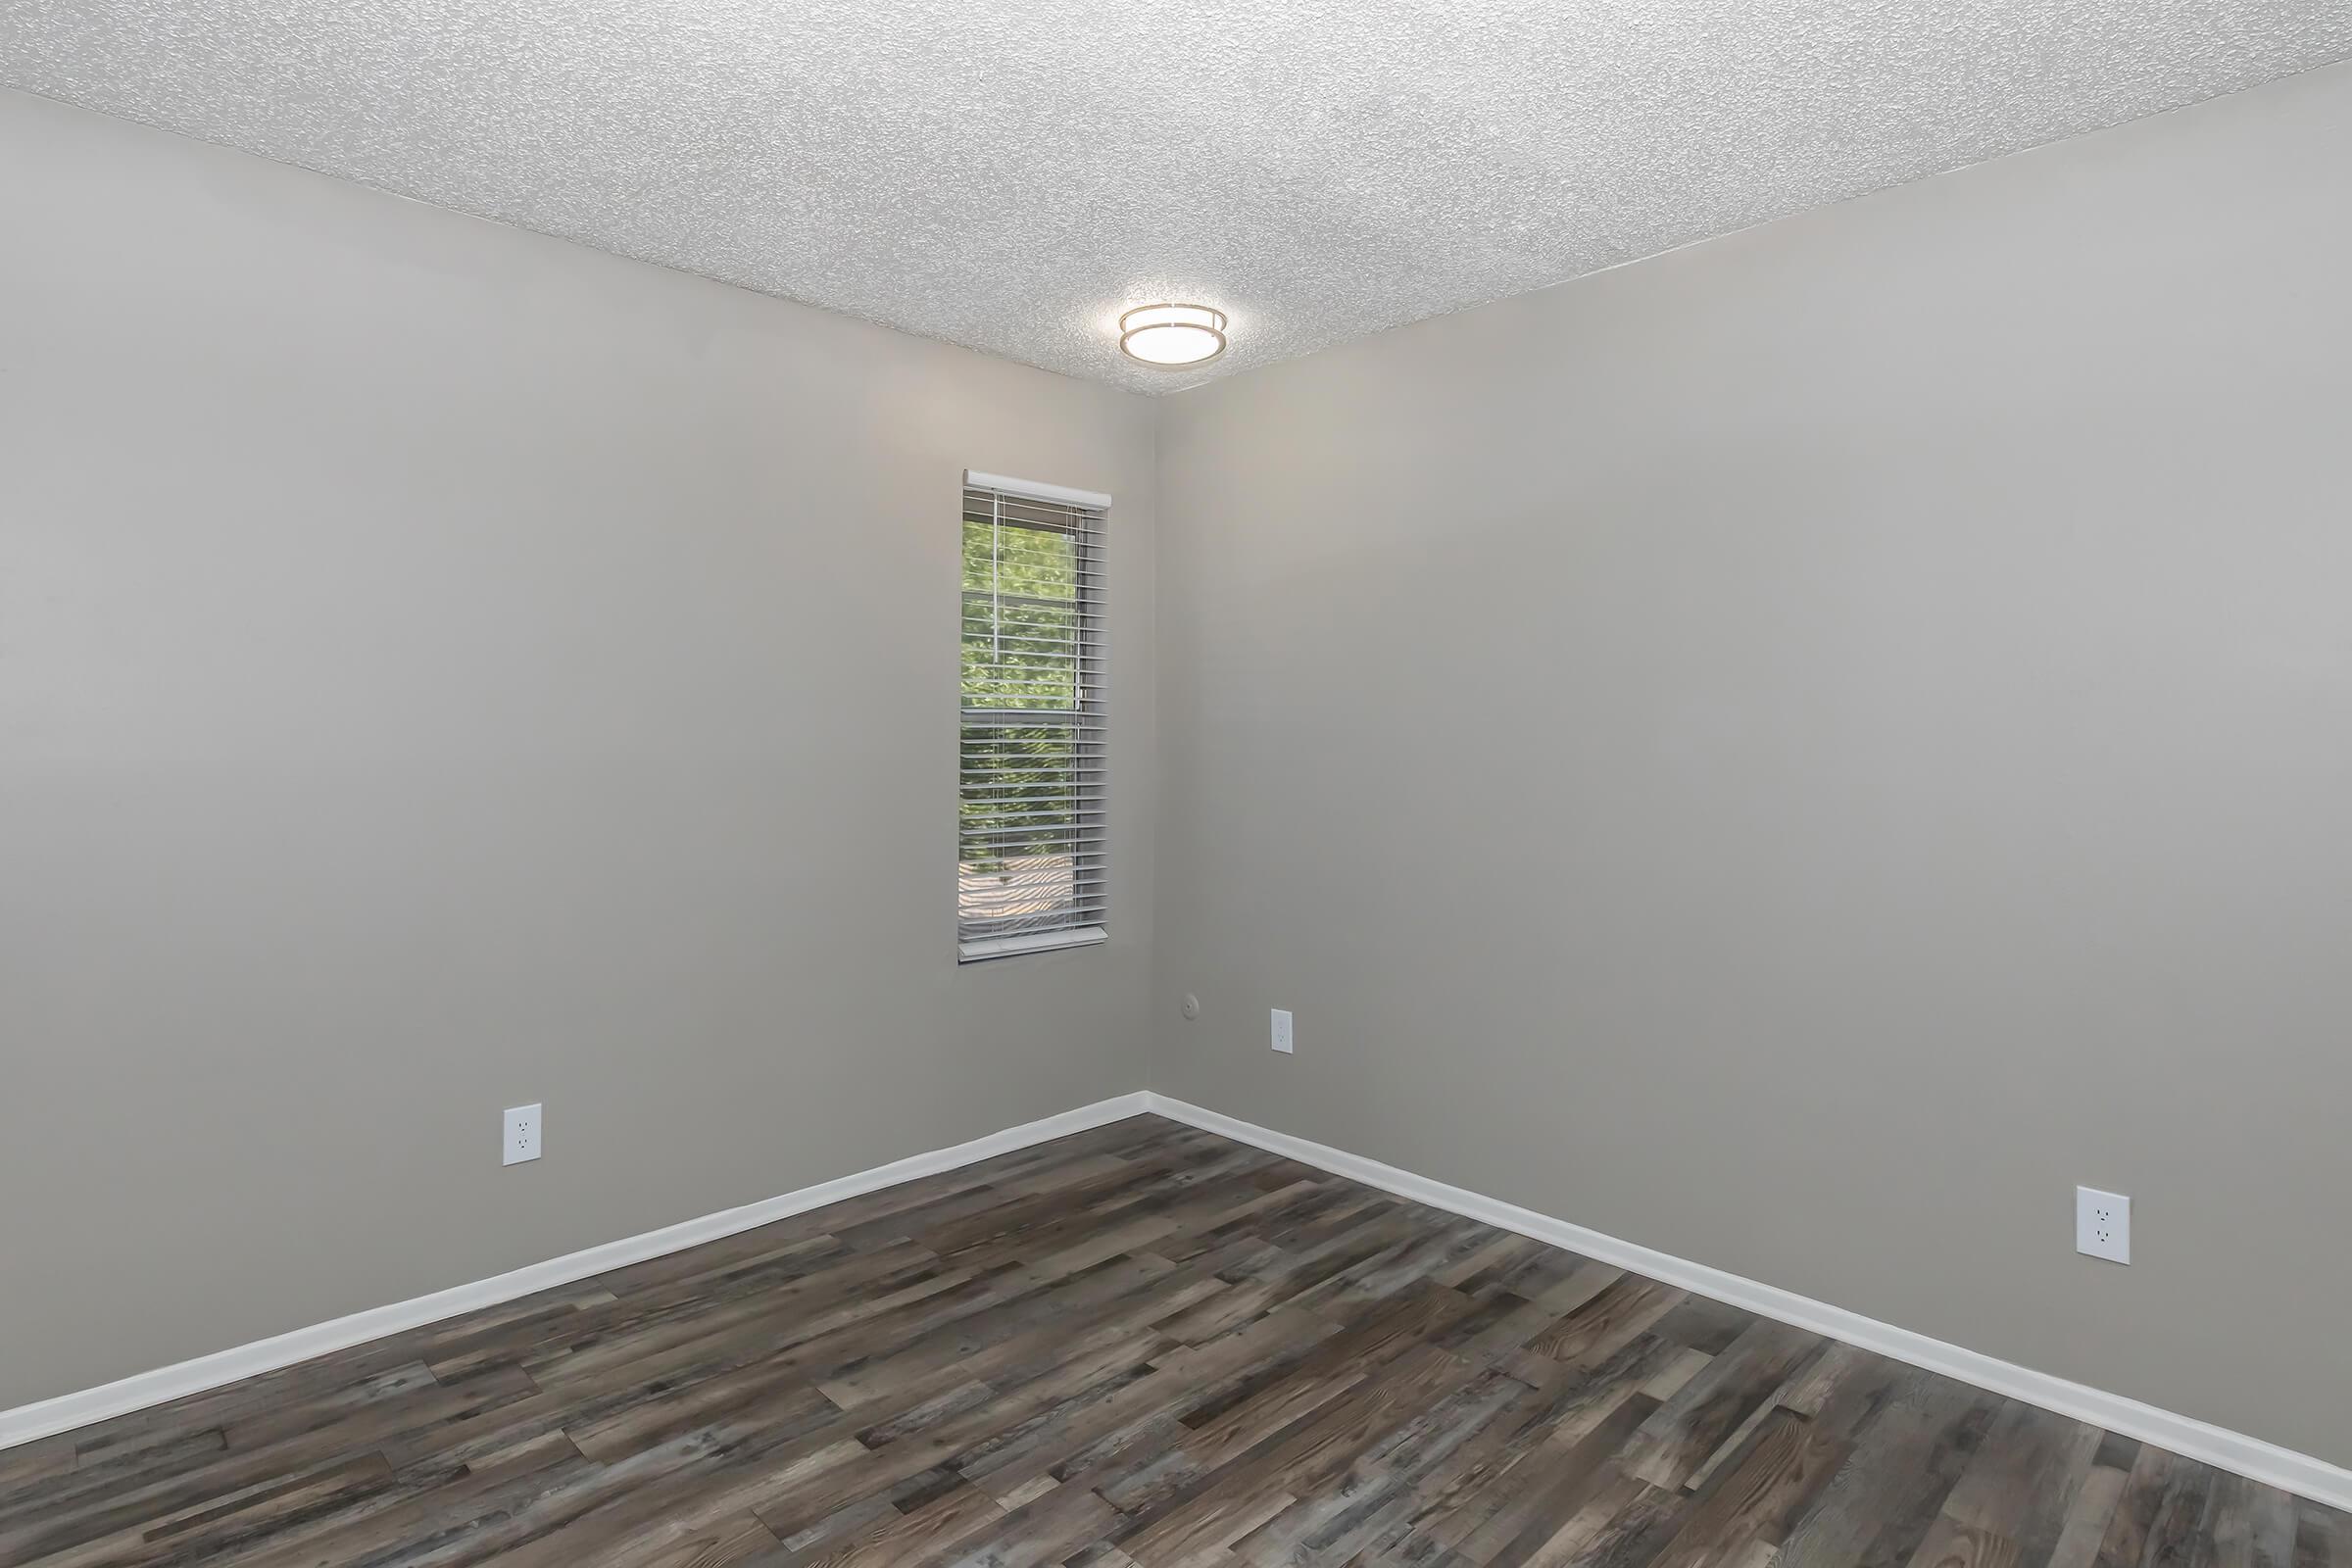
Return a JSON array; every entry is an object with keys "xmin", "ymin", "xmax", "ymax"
[{"xmin": 5, "ymin": 1114, "xmax": 2345, "ymax": 1567}]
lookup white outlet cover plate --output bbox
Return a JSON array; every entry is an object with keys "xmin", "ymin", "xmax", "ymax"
[
  {"xmin": 2076, "ymin": 1185, "xmax": 2130, "ymax": 1264},
  {"xmin": 1270, "ymin": 1008, "xmax": 1294, "ymax": 1054},
  {"xmin": 504, "ymin": 1103, "xmax": 543, "ymax": 1166}
]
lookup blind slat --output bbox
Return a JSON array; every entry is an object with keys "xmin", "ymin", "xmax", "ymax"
[
  {"xmin": 958, "ymin": 712, "xmax": 1108, "ymax": 729},
  {"xmin": 959, "ymin": 827, "xmax": 1109, "ymax": 844}
]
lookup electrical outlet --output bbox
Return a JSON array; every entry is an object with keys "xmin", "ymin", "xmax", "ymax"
[
  {"xmin": 2076, "ymin": 1186, "xmax": 2130, "ymax": 1264},
  {"xmin": 1270, "ymin": 1008, "xmax": 1294, "ymax": 1054},
  {"xmin": 504, "ymin": 1103, "xmax": 543, "ymax": 1165}
]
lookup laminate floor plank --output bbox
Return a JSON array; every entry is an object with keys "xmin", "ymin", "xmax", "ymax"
[{"xmin": 6, "ymin": 1115, "xmax": 2343, "ymax": 1568}]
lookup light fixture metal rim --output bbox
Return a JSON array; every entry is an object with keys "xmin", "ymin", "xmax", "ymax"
[
  {"xmin": 1117, "ymin": 302, "xmax": 1228, "ymax": 333},
  {"xmin": 1117, "ymin": 302, "xmax": 1229, "ymax": 368}
]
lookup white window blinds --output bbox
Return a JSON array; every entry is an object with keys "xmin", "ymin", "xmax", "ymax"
[{"xmin": 957, "ymin": 471, "xmax": 1109, "ymax": 960}]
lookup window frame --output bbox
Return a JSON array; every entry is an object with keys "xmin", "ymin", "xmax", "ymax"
[{"xmin": 956, "ymin": 469, "xmax": 1111, "ymax": 963}]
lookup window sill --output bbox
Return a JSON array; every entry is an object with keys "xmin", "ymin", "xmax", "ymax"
[{"xmin": 957, "ymin": 926, "xmax": 1107, "ymax": 963}]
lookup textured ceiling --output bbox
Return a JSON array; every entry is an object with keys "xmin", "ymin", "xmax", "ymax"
[{"xmin": 6, "ymin": 3, "xmax": 2350, "ymax": 393}]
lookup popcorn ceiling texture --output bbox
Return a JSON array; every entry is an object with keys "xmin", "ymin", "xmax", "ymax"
[{"xmin": 5, "ymin": 1, "xmax": 2348, "ymax": 392}]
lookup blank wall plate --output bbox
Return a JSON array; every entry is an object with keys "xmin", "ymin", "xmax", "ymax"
[
  {"xmin": 2076, "ymin": 1186, "xmax": 2130, "ymax": 1264},
  {"xmin": 1270, "ymin": 1008, "xmax": 1294, "ymax": 1054},
  {"xmin": 504, "ymin": 1103, "xmax": 543, "ymax": 1165}
]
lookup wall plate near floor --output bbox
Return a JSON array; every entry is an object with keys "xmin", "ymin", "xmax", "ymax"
[
  {"xmin": 1270, "ymin": 1008, "xmax": 1294, "ymax": 1054},
  {"xmin": 504, "ymin": 1103, "xmax": 543, "ymax": 1165},
  {"xmin": 2077, "ymin": 1186, "xmax": 2130, "ymax": 1264}
]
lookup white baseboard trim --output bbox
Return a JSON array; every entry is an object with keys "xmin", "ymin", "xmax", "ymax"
[
  {"xmin": 1139, "ymin": 1092, "xmax": 2352, "ymax": 1512},
  {"xmin": 12, "ymin": 1087, "xmax": 2347, "ymax": 1513},
  {"xmin": 0, "ymin": 1092, "xmax": 1154, "ymax": 1453}
]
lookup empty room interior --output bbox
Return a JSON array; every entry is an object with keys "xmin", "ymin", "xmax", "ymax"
[{"xmin": 5, "ymin": 3, "xmax": 2352, "ymax": 1564}]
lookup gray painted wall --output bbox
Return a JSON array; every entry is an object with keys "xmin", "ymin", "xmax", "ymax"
[
  {"xmin": 1150, "ymin": 63, "xmax": 2352, "ymax": 1464},
  {"xmin": 0, "ymin": 88, "xmax": 1156, "ymax": 1409},
  {"xmin": 9, "ymin": 55, "xmax": 2352, "ymax": 1470}
]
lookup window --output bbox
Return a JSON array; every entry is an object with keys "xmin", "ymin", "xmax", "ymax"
[{"xmin": 957, "ymin": 471, "xmax": 1109, "ymax": 960}]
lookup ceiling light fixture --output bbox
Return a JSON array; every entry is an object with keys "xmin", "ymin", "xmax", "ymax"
[{"xmin": 1118, "ymin": 304, "xmax": 1228, "ymax": 368}]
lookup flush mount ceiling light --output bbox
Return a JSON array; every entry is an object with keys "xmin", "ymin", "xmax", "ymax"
[{"xmin": 1118, "ymin": 304, "xmax": 1228, "ymax": 368}]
